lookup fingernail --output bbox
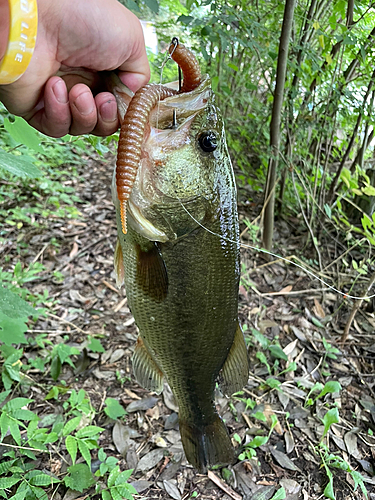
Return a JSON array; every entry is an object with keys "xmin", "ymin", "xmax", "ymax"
[
  {"xmin": 99, "ymin": 100, "xmax": 117, "ymax": 123},
  {"xmin": 52, "ymin": 80, "xmax": 68, "ymax": 104},
  {"xmin": 74, "ymin": 91, "xmax": 95, "ymax": 116}
]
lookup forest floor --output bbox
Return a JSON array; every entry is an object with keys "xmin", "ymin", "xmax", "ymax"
[{"xmin": 1, "ymin": 152, "xmax": 375, "ymax": 500}]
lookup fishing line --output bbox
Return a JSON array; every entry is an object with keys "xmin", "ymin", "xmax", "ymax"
[
  {"xmin": 156, "ymin": 38, "xmax": 179, "ymax": 131},
  {"xmin": 176, "ymin": 197, "xmax": 375, "ymax": 301}
]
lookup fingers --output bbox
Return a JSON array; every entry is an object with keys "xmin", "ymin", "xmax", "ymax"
[
  {"xmin": 27, "ymin": 77, "xmax": 119, "ymax": 137},
  {"xmin": 92, "ymin": 92, "xmax": 119, "ymax": 136},
  {"xmin": 27, "ymin": 76, "xmax": 71, "ymax": 137},
  {"xmin": 69, "ymin": 85, "xmax": 119, "ymax": 136}
]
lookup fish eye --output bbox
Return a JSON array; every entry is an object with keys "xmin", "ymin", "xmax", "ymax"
[{"xmin": 198, "ymin": 131, "xmax": 218, "ymax": 153}]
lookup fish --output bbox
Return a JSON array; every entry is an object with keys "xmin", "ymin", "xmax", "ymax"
[{"xmin": 111, "ymin": 47, "xmax": 249, "ymax": 472}]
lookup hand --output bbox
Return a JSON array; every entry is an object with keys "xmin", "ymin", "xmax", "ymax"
[{"xmin": 0, "ymin": 0, "xmax": 150, "ymax": 137}]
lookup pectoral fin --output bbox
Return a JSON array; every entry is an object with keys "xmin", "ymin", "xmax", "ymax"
[
  {"xmin": 132, "ymin": 337, "xmax": 164, "ymax": 394},
  {"xmin": 136, "ymin": 243, "xmax": 168, "ymax": 302},
  {"xmin": 219, "ymin": 322, "xmax": 249, "ymax": 396},
  {"xmin": 114, "ymin": 238, "xmax": 125, "ymax": 288}
]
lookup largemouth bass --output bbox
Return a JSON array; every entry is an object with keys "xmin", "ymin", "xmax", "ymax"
[{"xmin": 111, "ymin": 50, "xmax": 249, "ymax": 472}]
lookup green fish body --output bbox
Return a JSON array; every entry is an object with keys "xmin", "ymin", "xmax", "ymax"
[{"xmin": 113, "ymin": 76, "xmax": 249, "ymax": 471}]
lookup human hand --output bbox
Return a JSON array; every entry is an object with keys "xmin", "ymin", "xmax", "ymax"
[{"xmin": 0, "ymin": 0, "xmax": 150, "ymax": 137}]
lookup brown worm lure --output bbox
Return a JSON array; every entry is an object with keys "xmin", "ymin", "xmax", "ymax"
[{"xmin": 115, "ymin": 38, "xmax": 202, "ymax": 234}]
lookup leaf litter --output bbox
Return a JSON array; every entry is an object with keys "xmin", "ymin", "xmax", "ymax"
[{"xmin": 1, "ymin": 156, "xmax": 375, "ymax": 500}]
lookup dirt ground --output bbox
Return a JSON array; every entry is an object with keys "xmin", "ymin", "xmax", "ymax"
[{"xmin": 3, "ymin": 152, "xmax": 375, "ymax": 500}]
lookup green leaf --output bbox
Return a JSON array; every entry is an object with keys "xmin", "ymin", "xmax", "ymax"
[
  {"xmin": 362, "ymin": 185, "xmax": 375, "ymax": 196},
  {"xmin": 340, "ymin": 167, "xmax": 351, "ymax": 188},
  {"xmin": 211, "ymin": 76, "xmax": 219, "ymax": 92},
  {"xmin": 110, "ymin": 487, "xmax": 122, "ymax": 500},
  {"xmin": 0, "ymin": 476, "xmax": 21, "ymax": 489},
  {"xmin": 322, "ymin": 408, "xmax": 340, "ymax": 439},
  {"xmin": 50, "ymin": 356, "xmax": 62, "ymax": 381},
  {"xmin": 125, "ymin": 0, "xmax": 141, "ymax": 12},
  {"xmin": 9, "ymin": 419, "xmax": 22, "ymax": 445},
  {"xmin": 0, "ymin": 413, "xmax": 10, "ymax": 440},
  {"xmin": 265, "ymin": 378, "xmax": 281, "ymax": 389},
  {"xmin": 62, "ymin": 416, "xmax": 82, "ymax": 436},
  {"xmin": 29, "ymin": 474, "xmax": 55, "ymax": 486},
  {"xmin": 324, "ymin": 204, "xmax": 332, "ymax": 219},
  {"xmin": 311, "ymin": 317, "xmax": 324, "ymax": 328},
  {"xmin": 8, "ymin": 490, "xmax": 27, "ymax": 500},
  {"xmin": 76, "ymin": 425, "xmax": 104, "ymax": 438},
  {"xmin": 0, "ymin": 459, "xmax": 16, "ymax": 475},
  {"xmin": 64, "ymin": 464, "xmax": 94, "ymax": 493},
  {"xmin": 270, "ymin": 486, "xmax": 286, "ymax": 500},
  {"xmin": 177, "ymin": 15, "xmax": 193, "ymax": 24},
  {"xmin": 87, "ymin": 337, "xmax": 105, "ymax": 353},
  {"xmin": 104, "ymin": 398, "xmax": 126, "ymax": 420},
  {"xmin": 108, "ymin": 466, "xmax": 120, "ymax": 487},
  {"xmin": 4, "ymin": 117, "xmax": 44, "ymax": 153},
  {"xmin": 0, "ymin": 312, "xmax": 29, "ymax": 346},
  {"xmin": 77, "ymin": 439, "xmax": 91, "ymax": 469},
  {"xmin": 0, "ymin": 286, "xmax": 36, "ymax": 320},
  {"xmin": 0, "ymin": 151, "xmax": 42, "ymax": 178},
  {"xmin": 350, "ymin": 470, "xmax": 368, "ymax": 498},
  {"xmin": 3, "ymin": 398, "xmax": 33, "ymax": 412},
  {"xmin": 323, "ymin": 469, "xmax": 335, "ymax": 500},
  {"xmin": 115, "ymin": 469, "xmax": 133, "ymax": 484},
  {"xmin": 269, "ymin": 345, "xmax": 288, "ymax": 361},
  {"xmin": 98, "ymin": 448, "xmax": 106, "ymax": 461},
  {"xmin": 102, "ymin": 491, "xmax": 112, "ymax": 500},
  {"xmin": 144, "ymin": 0, "xmax": 159, "ymax": 13},
  {"xmin": 249, "ymin": 435, "xmax": 269, "ymax": 447},
  {"xmin": 227, "ymin": 63, "xmax": 239, "ymax": 71},
  {"xmin": 256, "ymin": 352, "xmax": 271, "ymax": 373},
  {"xmin": 317, "ymin": 381, "xmax": 342, "ymax": 400},
  {"xmin": 251, "ymin": 329, "xmax": 269, "ymax": 348},
  {"xmin": 65, "ymin": 435, "xmax": 77, "ymax": 464},
  {"xmin": 29, "ymin": 485, "xmax": 48, "ymax": 500},
  {"xmin": 0, "ymin": 391, "xmax": 11, "ymax": 404}
]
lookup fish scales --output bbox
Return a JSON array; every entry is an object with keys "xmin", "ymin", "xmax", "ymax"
[{"xmin": 112, "ymin": 69, "xmax": 249, "ymax": 471}]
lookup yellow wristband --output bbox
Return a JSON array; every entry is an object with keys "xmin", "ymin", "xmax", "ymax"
[{"xmin": 0, "ymin": 0, "xmax": 38, "ymax": 85}]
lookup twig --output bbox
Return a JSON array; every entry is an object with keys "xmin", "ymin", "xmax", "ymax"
[
  {"xmin": 46, "ymin": 312, "xmax": 88, "ymax": 335},
  {"xmin": 260, "ymin": 287, "xmax": 331, "ymax": 296},
  {"xmin": 207, "ymin": 470, "xmax": 242, "ymax": 500},
  {"xmin": 32, "ymin": 242, "xmax": 49, "ymax": 264},
  {"xmin": 113, "ymin": 297, "xmax": 127, "ymax": 312},
  {"xmin": 102, "ymin": 279, "xmax": 121, "ymax": 296},
  {"xmin": 341, "ymin": 269, "xmax": 375, "ymax": 343},
  {"xmin": 0, "ymin": 442, "xmax": 49, "ymax": 453}
]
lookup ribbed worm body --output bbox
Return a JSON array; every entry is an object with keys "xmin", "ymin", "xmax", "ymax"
[{"xmin": 116, "ymin": 42, "xmax": 202, "ymax": 234}]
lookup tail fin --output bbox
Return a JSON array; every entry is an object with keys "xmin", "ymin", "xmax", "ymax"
[{"xmin": 179, "ymin": 415, "xmax": 234, "ymax": 472}]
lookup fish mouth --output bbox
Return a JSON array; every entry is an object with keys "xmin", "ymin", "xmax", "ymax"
[{"xmin": 148, "ymin": 75, "xmax": 212, "ymax": 131}]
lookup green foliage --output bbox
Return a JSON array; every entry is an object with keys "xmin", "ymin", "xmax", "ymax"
[
  {"xmin": 0, "ymin": 286, "xmax": 38, "ymax": 346},
  {"xmin": 0, "ymin": 386, "xmax": 135, "ymax": 499},
  {"xmin": 104, "ymin": 398, "xmax": 127, "ymax": 420},
  {"xmin": 319, "ymin": 445, "xmax": 368, "ymax": 500}
]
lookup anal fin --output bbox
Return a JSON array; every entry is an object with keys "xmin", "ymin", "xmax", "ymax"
[
  {"xmin": 132, "ymin": 337, "xmax": 164, "ymax": 394},
  {"xmin": 219, "ymin": 322, "xmax": 249, "ymax": 396}
]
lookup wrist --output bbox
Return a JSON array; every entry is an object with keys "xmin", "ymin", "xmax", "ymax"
[
  {"xmin": 0, "ymin": 0, "xmax": 10, "ymax": 61},
  {"xmin": 0, "ymin": 0, "xmax": 38, "ymax": 85}
]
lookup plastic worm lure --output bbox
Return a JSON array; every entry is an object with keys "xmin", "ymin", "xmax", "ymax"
[{"xmin": 115, "ymin": 38, "xmax": 202, "ymax": 234}]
